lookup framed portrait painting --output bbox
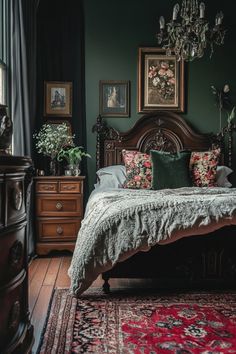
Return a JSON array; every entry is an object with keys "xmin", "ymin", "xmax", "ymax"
[
  {"xmin": 44, "ymin": 81, "xmax": 72, "ymax": 117},
  {"xmin": 99, "ymin": 80, "xmax": 130, "ymax": 117},
  {"xmin": 138, "ymin": 48, "xmax": 185, "ymax": 113}
]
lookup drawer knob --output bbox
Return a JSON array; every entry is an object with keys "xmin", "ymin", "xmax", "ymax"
[
  {"xmin": 56, "ymin": 226, "xmax": 63, "ymax": 235},
  {"xmin": 56, "ymin": 202, "xmax": 63, "ymax": 210}
]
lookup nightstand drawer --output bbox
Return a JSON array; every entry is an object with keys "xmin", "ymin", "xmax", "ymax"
[
  {"xmin": 59, "ymin": 181, "xmax": 82, "ymax": 194},
  {"xmin": 36, "ymin": 181, "xmax": 58, "ymax": 193},
  {"xmin": 37, "ymin": 218, "xmax": 81, "ymax": 241},
  {"xmin": 36, "ymin": 195, "xmax": 82, "ymax": 216},
  {"xmin": 35, "ymin": 176, "xmax": 85, "ymax": 255}
]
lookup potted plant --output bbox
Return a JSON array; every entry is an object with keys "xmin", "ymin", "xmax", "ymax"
[
  {"xmin": 33, "ymin": 123, "xmax": 74, "ymax": 175},
  {"xmin": 57, "ymin": 146, "xmax": 91, "ymax": 176}
]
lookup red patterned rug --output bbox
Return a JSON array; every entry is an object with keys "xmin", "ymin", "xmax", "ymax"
[{"xmin": 38, "ymin": 289, "xmax": 236, "ymax": 353}]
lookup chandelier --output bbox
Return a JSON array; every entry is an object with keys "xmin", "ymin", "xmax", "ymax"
[{"xmin": 157, "ymin": 0, "xmax": 226, "ymax": 62}]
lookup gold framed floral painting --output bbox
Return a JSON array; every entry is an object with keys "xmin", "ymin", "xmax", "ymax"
[{"xmin": 138, "ymin": 47, "xmax": 185, "ymax": 113}]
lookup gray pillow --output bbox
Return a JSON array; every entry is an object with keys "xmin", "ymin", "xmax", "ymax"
[
  {"xmin": 95, "ymin": 165, "xmax": 126, "ymax": 189},
  {"xmin": 216, "ymin": 166, "xmax": 233, "ymax": 187}
]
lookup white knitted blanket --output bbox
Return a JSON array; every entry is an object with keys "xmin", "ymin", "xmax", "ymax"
[{"xmin": 68, "ymin": 187, "xmax": 236, "ymax": 296}]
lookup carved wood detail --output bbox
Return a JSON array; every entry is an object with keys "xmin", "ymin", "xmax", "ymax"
[
  {"xmin": 8, "ymin": 240, "xmax": 23, "ymax": 268},
  {"xmin": 8, "ymin": 301, "xmax": 20, "ymax": 331},
  {"xmin": 93, "ymin": 111, "xmax": 219, "ymax": 169},
  {"xmin": 11, "ymin": 183, "xmax": 23, "ymax": 211}
]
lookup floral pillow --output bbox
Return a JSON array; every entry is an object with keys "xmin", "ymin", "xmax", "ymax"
[
  {"xmin": 190, "ymin": 149, "xmax": 221, "ymax": 187},
  {"xmin": 122, "ymin": 150, "xmax": 152, "ymax": 189}
]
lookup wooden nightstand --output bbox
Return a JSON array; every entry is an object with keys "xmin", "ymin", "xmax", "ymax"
[{"xmin": 35, "ymin": 176, "xmax": 85, "ymax": 255}]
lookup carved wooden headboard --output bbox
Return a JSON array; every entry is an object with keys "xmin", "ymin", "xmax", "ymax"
[{"xmin": 93, "ymin": 111, "xmax": 223, "ymax": 170}]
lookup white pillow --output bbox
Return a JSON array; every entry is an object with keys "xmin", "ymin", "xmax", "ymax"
[
  {"xmin": 95, "ymin": 165, "xmax": 126, "ymax": 189},
  {"xmin": 216, "ymin": 165, "xmax": 233, "ymax": 187}
]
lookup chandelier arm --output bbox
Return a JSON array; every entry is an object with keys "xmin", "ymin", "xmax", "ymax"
[{"xmin": 156, "ymin": 0, "xmax": 226, "ymax": 62}]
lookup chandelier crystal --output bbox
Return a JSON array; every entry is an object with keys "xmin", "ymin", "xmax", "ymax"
[{"xmin": 157, "ymin": 0, "xmax": 226, "ymax": 61}]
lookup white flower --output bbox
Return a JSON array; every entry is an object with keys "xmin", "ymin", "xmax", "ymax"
[
  {"xmin": 152, "ymin": 77, "xmax": 160, "ymax": 86},
  {"xmin": 34, "ymin": 123, "xmax": 75, "ymax": 158}
]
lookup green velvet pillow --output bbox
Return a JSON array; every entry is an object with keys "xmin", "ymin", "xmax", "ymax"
[{"xmin": 150, "ymin": 150, "xmax": 192, "ymax": 190}]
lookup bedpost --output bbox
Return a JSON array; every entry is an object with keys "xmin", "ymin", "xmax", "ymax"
[
  {"xmin": 226, "ymin": 122, "xmax": 236, "ymax": 168},
  {"xmin": 92, "ymin": 115, "xmax": 121, "ymax": 170},
  {"xmin": 219, "ymin": 122, "xmax": 236, "ymax": 168},
  {"xmin": 92, "ymin": 115, "xmax": 105, "ymax": 171}
]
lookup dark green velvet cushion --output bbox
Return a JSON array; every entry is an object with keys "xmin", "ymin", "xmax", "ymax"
[{"xmin": 150, "ymin": 150, "xmax": 192, "ymax": 190}]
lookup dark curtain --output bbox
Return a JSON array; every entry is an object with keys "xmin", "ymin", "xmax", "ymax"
[
  {"xmin": 36, "ymin": 0, "xmax": 87, "ymax": 185},
  {"xmin": 9, "ymin": 0, "xmax": 40, "ymax": 256}
]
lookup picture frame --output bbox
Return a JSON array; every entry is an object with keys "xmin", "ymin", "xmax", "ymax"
[
  {"xmin": 99, "ymin": 80, "xmax": 130, "ymax": 117},
  {"xmin": 44, "ymin": 81, "xmax": 72, "ymax": 117},
  {"xmin": 138, "ymin": 47, "xmax": 185, "ymax": 113}
]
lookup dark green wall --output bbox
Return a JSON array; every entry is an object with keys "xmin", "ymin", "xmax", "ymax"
[{"xmin": 84, "ymin": 0, "xmax": 236, "ymax": 191}]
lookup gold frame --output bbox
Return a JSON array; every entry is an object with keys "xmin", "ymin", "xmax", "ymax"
[
  {"xmin": 138, "ymin": 47, "xmax": 185, "ymax": 113},
  {"xmin": 99, "ymin": 80, "xmax": 130, "ymax": 117},
  {"xmin": 44, "ymin": 81, "xmax": 72, "ymax": 117}
]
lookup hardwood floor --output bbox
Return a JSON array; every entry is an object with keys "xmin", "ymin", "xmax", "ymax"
[
  {"xmin": 29, "ymin": 255, "xmax": 72, "ymax": 353},
  {"xmin": 29, "ymin": 254, "xmax": 157, "ymax": 353}
]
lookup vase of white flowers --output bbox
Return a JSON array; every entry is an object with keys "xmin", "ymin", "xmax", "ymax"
[{"xmin": 33, "ymin": 123, "xmax": 74, "ymax": 175}]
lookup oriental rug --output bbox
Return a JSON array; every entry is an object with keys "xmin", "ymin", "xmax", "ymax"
[{"xmin": 38, "ymin": 289, "xmax": 236, "ymax": 354}]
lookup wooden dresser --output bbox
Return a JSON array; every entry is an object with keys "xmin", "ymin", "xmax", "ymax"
[
  {"xmin": 0, "ymin": 155, "xmax": 33, "ymax": 354},
  {"xmin": 35, "ymin": 176, "xmax": 85, "ymax": 255}
]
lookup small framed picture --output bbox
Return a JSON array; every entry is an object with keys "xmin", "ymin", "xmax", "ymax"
[
  {"xmin": 44, "ymin": 81, "xmax": 72, "ymax": 117},
  {"xmin": 138, "ymin": 47, "xmax": 185, "ymax": 113},
  {"xmin": 99, "ymin": 80, "xmax": 130, "ymax": 117}
]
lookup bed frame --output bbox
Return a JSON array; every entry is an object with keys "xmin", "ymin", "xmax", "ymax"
[{"xmin": 92, "ymin": 111, "xmax": 236, "ymax": 292}]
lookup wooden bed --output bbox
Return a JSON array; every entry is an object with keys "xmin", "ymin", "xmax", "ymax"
[{"xmin": 92, "ymin": 111, "xmax": 236, "ymax": 292}]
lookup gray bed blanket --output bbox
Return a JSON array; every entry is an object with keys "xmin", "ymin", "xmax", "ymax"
[{"xmin": 68, "ymin": 187, "xmax": 236, "ymax": 295}]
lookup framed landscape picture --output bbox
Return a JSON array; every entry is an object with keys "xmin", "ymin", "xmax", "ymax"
[
  {"xmin": 138, "ymin": 47, "xmax": 185, "ymax": 113},
  {"xmin": 44, "ymin": 81, "xmax": 72, "ymax": 117},
  {"xmin": 99, "ymin": 80, "xmax": 130, "ymax": 117}
]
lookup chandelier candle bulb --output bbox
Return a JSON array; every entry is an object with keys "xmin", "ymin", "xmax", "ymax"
[
  {"xmin": 173, "ymin": 4, "xmax": 180, "ymax": 21},
  {"xmin": 199, "ymin": 2, "xmax": 205, "ymax": 19},
  {"xmin": 159, "ymin": 16, "xmax": 165, "ymax": 30},
  {"xmin": 215, "ymin": 12, "xmax": 224, "ymax": 26}
]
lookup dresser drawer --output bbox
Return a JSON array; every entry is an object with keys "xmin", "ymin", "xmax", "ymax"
[
  {"xmin": 36, "ymin": 195, "xmax": 82, "ymax": 216},
  {"xmin": 36, "ymin": 181, "xmax": 58, "ymax": 193},
  {"xmin": 59, "ymin": 181, "xmax": 82, "ymax": 194},
  {"xmin": 0, "ymin": 177, "xmax": 3, "ymax": 228},
  {"xmin": 0, "ymin": 223, "xmax": 26, "ymax": 285},
  {"xmin": 0, "ymin": 277, "xmax": 25, "ymax": 352},
  {"xmin": 37, "ymin": 218, "xmax": 81, "ymax": 241}
]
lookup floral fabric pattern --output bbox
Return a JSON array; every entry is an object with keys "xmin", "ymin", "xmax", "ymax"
[
  {"xmin": 148, "ymin": 60, "xmax": 175, "ymax": 101},
  {"xmin": 190, "ymin": 149, "xmax": 221, "ymax": 187},
  {"xmin": 122, "ymin": 150, "xmax": 152, "ymax": 189}
]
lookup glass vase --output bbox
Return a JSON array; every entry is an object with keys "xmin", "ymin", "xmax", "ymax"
[
  {"xmin": 49, "ymin": 157, "xmax": 57, "ymax": 176},
  {"xmin": 66, "ymin": 164, "xmax": 81, "ymax": 176}
]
